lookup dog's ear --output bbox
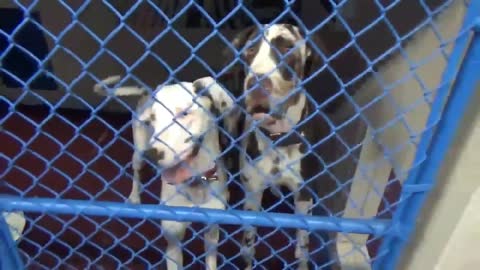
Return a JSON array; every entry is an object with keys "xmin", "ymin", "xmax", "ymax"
[
  {"xmin": 223, "ymin": 25, "xmax": 257, "ymax": 56},
  {"xmin": 221, "ymin": 25, "xmax": 258, "ymax": 68},
  {"xmin": 193, "ymin": 76, "xmax": 240, "ymax": 137},
  {"xmin": 218, "ymin": 25, "xmax": 259, "ymax": 98},
  {"xmin": 302, "ymin": 32, "xmax": 346, "ymax": 114},
  {"xmin": 304, "ymin": 33, "xmax": 327, "ymax": 78},
  {"xmin": 193, "ymin": 77, "xmax": 237, "ymax": 116}
]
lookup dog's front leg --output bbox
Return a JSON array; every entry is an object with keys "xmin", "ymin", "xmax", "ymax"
[
  {"xmin": 204, "ymin": 224, "xmax": 220, "ymax": 270},
  {"xmin": 129, "ymin": 151, "xmax": 143, "ymax": 204},
  {"xmin": 241, "ymin": 183, "xmax": 263, "ymax": 270},
  {"xmin": 130, "ymin": 120, "xmax": 152, "ymax": 204},
  {"xmin": 162, "ymin": 220, "xmax": 189, "ymax": 270},
  {"xmin": 294, "ymin": 183, "xmax": 313, "ymax": 270}
]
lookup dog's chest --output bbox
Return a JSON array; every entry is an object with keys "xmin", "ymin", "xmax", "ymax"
[{"xmin": 240, "ymin": 125, "xmax": 304, "ymax": 189}]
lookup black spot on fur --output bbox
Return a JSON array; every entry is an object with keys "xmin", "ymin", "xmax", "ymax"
[
  {"xmin": 202, "ymin": 92, "xmax": 214, "ymax": 103},
  {"xmin": 296, "ymin": 183, "xmax": 312, "ymax": 202},
  {"xmin": 240, "ymin": 174, "xmax": 248, "ymax": 183},
  {"xmin": 143, "ymin": 148, "xmax": 162, "ymax": 161},
  {"xmin": 192, "ymin": 80, "xmax": 221, "ymax": 116},
  {"xmin": 299, "ymin": 244, "xmax": 309, "ymax": 250},
  {"xmin": 269, "ymin": 36, "xmax": 301, "ymax": 81},
  {"xmin": 270, "ymin": 167, "xmax": 279, "ymax": 176},
  {"xmin": 273, "ymin": 156, "xmax": 280, "ymax": 164},
  {"xmin": 191, "ymin": 144, "xmax": 201, "ymax": 159},
  {"xmin": 210, "ymin": 103, "xmax": 221, "ymax": 117},
  {"xmin": 194, "ymin": 81, "xmax": 233, "ymax": 171},
  {"xmin": 246, "ymin": 133, "xmax": 260, "ymax": 161},
  {"xmin": 300, "ymin": 97, "xmax": 310, "ymax": 120},
  {"xmin": 158, "ymin": 150, "xmax": 165, "ymax": 160},
  {"xmin": 150, "ymin": 113, "xmax": 155, "ymax": 121},
  {"xmin": 190, "ymin": 136, "xmax": 204, "ymax": 158},
  {"xmin": 192, "ymin": 80, "xmax": 207, "ymax": 95},
  {"xmin": 271, "ymin": 36, "xmax": 294, "ymax": 49},
  {"xmin": 244, "ymin": 235, "xmax": 255, "ymax": 246}
]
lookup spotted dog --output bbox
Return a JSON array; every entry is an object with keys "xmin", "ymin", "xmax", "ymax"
[
  {"xmin": 94, "ymin": 76, "xmax": 238, "ymax": 270},
  {"xmin": 224, "ymin": 24, "xmax": 337, "ymax": 270}
]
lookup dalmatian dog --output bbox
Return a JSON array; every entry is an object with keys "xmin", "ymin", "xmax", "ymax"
[
  {"xmin": 224, "ymin": 24, "xmax": 339, "ymax": 270},
  {"xmin": 94, "ymin": 75, "xmax": 239, "ymax": 270}
]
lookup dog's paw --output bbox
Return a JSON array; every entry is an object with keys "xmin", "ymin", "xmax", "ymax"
[
  {"xmin": 127, "ymin": 195, "xmax": 141, "ymax": 204},
  {"xmin": 296, "ymin": 262, "xmax": 309, "ymax": 270}
]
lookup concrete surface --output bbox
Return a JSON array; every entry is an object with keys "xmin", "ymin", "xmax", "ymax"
[
  {"xmin": 398, "ymin": 86, "xmax": 480, "ymax": 270},
  {"xmin": 337, "ymin": 1, "xmax": 467, "ymax": 269}
]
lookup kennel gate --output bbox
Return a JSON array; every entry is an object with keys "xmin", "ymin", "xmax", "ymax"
[{"xmin": 1, "ymin": 0, "xmax": 480, "ymax": 269}]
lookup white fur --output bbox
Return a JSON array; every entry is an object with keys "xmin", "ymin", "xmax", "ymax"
[
  {"xmin": 240, "ymin": 96, "xmax": 310, "ymax": 270},
  {"xmin": 239, "ymin": 24, "xmax": 313, "ymax": 270},
  {"xmin": 94, "ymin": 76, "xmax": 238, "ymax": 270},
  {"xmin": 241, "ymin": 94, "xmax": 307, "ymax": 192},
  {"xmin": 244, "ymin": 24, "xmax": 309, "ymax": 112}
]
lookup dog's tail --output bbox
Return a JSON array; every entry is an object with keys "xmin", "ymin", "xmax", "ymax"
[{"xmin": 94, "ymin": 75, "xmax": 147, "ymax": 97}]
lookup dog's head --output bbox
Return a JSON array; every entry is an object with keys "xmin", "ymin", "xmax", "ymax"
[
  {"xmin": 141, "ymin": 77, "xmax": 235, "ymax": 184},
  {"xmin": 224, "ymin": 23, "xmax": 326, "ymax": 116}
]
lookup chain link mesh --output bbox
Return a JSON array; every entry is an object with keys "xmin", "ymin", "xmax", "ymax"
[{"xmin": 0, "ymin": 0, "xmax": 476, "ymax": 269}]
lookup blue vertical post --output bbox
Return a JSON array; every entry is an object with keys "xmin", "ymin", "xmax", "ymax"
[
  {"xmin": 373, "ymin": 3, "xmax": 480, "ymax": 269},
  {"xmin": 0, "ymin": 40, "xmax": 24, "ymax": 268},
  {"xmin": 0, "ymin": 212, "xmax": 24, "ymax": 270}
]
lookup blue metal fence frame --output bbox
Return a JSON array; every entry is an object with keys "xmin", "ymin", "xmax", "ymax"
[
  {"xmin": 374, "ymin": 2, "xmax": 480, "ymax": 267},
  {"xmin": 1, "ymin": 1, "xmax": 480, "ymax": 269}
]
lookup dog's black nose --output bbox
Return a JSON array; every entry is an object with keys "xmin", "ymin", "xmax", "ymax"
[{"xmin": 144, "ymin": 148, "xmax": 165, "ymax": 162}]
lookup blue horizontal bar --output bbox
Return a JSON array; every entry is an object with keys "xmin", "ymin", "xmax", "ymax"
[{"xmin": 0, "ymin": 196, "xmax": 390, "ymax": 235}]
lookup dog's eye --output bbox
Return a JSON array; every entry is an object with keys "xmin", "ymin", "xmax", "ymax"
[
  {"xmin": 281, "ymin": 44, "xmax": 295, "ymax": 53},
  {"xmin": 179, "ymin": 111, "xmax": 189, "ymax": 117},
  {"xmin": 246, "ymin": 47, "xmax": 256, "ymax": 55}
]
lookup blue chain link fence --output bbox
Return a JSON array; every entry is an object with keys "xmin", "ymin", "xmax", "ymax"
[{"xmin": 1, "ymin": 0, "xmax": 480, "ymax": 269}]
